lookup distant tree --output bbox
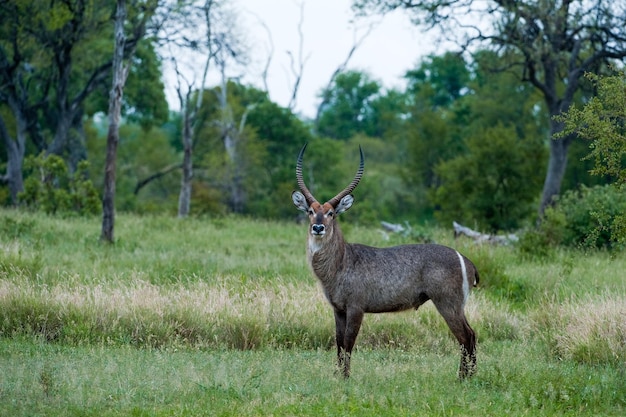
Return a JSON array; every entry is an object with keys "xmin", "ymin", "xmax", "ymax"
[
  {"xmin": 402, "ymin": 52, "xmax": 470, "ymax": 193},
  {"xmin": 405, "ymin": 52, "xmax": 470, "ymax": 109},
  {"xmin": 0, "ymin": 0, "xmax": 165, "ymax": 206},
  {"xmin": 193, "ymin": 82, "xmax": 267, "ymax": 215},
  {"xmin": 153, "ymin": 0, "xmax": 248, "ymax": 216},
  {"xmin": 559, "ymin": 71, "xmax": 626, "ymax": 185},
  {"xmin": 353, "ymin": 0, "xmax": 626, "ymax": 217},
  {"xmin": 102, "ymin": 0, "xmax": 130, "ymax": 243},
  {"xmin": 402, "ymin": 50, "xmax": 546, "ymax": 229},
  {"xmin": 557, "ymin": 70, "xmax": 626, "ymax": 244},
  {"xmin": 316, "ymin": 70, "xmax": 382, "ymax": 140},
  {"xmin": 433, "ymin": 124, "xmax": 543, "ymax": 231},
  {"xmin": 245, "ymin": 99, "xmax": 314, "ymax": 218}
]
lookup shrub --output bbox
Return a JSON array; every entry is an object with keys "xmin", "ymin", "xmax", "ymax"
[
  {"xmin": 467, "ymin": 246, "xmax": 530, "ymax": 304},
  {"xmin": 517, "ymin": 209, "xmax": 566, "ymax": 259},
  {"xmin": 537, "ymin": 185, "xmax": 626, "ymax": 249},
  {"xmin": 19, "ymin": 153, "xmax": 100, "ymax": 216},
  {"xmin": 432, "ymin": 124, "xmax": 544, "ymax": 232}
]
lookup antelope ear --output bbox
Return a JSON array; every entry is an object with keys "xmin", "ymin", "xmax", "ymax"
[
  {"xmin": 292, "ymin": 191, "xmax": 309, "ymax": 212},
  {"xmin": 335, "ymin": 194, "xmax": 354, "ymax": 215}
]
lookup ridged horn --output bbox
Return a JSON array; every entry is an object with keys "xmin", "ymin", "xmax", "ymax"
[
  {"xmin": 295, "ymin": 143, "xmax": 318, "ymax": 205},
  {"xmin": 327, "ymin": 145, "xmax": 364, "ymax": 208}
]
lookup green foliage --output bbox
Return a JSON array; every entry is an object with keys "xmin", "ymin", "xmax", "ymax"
[
  {"xmin": 85, "ymin": 40, "xmax": 169, "ymax": 129},
  {"xmin": 316, "ymin": 70, "xmax": 383, "ymax": 139},
  {"xmin": 517, "ymin": 210, "xmax": 566, "ymax": 259},
  {"xmin": 405, "ymin": 52, "xmax": 470, "ymax": 108},
  {"xmin": 558, "ymin": 71, "xmax": 626, "ymax": 185},
  {"xmin": 19, "ymin": 153, "xmax": 100, "ymax": 216},
  {"xmin": 536, "ymin": 185, "xmax": 626, "ymax": 249},
  {"xmin": 466, "ymin": 245, "xmax": 530, "ymax": 304},
  {"xmin": 1, "ymin": 210, "xmax": 626, "ymax": 416},
  {"xmin": 432, "ymin": 125, "xmax": 542, "ymax": 231},
  {"xmin": 556, "ymin": 71, "xmax": 626, "ymax": 246},
  {"xmin": 85, "ymin": 121, "xmax": 180, "ymax": 214},
  {"xmin": 401, "ymin": 50, "xmax": 547, "ymax": 228}
]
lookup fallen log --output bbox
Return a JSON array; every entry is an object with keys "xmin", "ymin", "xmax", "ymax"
[{"xmin": 453, "ymin": 221, "xmax": 518, "ymax": 245}]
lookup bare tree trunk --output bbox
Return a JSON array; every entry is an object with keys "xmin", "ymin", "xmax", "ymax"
[
  {"xmin": 216, "ymin": 64, "xmax": 246, "ymax": 213},
  {"xmin": 135, "ymin": 163, "xmax": 182, "ymax": 195},
  {"xmin": 101, "ymin": 0, "xmax": 128, "ymax": 243},
  {"xmin": 172, "ymin": 0, "xmax": 216, "ymax": 218},
  {"xmin": 537, "ymin": 91, "xmax": 577, "ymax": 217},
  {"xmin": 178, "ymin": 107, "xmax": 193, "ymax": 217},
  {"xmin": 0, "ymin": 112, "xmax": 26, "ymax": 205},
  {"xmin": 538, "ymin": 124, "xmax": 573, "ymax": 215}
]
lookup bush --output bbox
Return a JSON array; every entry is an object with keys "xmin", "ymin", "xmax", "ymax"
[
  {"xmin": 537, "ymin": 185, "xmax": 626, "ymax": 249},
  {"xmin": 468, "ymin": 246, "xmax": 530, "ymax": 304},
  {"xmin": 432, "ymin": 124, "xmax": 544, "ymax": 232},
  {"xmin": 19, "ymin": 153, "xmax": 100, "ymax": 216}
]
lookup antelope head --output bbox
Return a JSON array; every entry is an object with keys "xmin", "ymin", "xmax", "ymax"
[{"xmin": 292, "ymin": 143, "xmax": 364, "ymax": 242}]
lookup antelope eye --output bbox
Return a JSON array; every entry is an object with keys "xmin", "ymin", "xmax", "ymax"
[
  {"xmin": 308, "ymin": 209, "xmax": 315, "ymax": 216},
  {"xmin": 327, "ymin": 211, "xmax": 334, "ymax": 217}
]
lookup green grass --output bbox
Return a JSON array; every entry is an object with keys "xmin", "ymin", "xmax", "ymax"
[
  {"xmin": 1, "ymin": 340, "xmax": 625, "ymax": 416},
  {"xmin": 1, "ymin": 209, "xmax": 625, "ymax": 416}
]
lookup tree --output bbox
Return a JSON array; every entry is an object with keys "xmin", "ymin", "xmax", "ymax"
[
  {"xmin": 101, "ymin": 0, "xmax": 158, "ymax": 242},
  {"xmin": 559, "ymin": 71, "xmax": 626, "ymax": 185},
  {"xmin": 316, "ymin": 70, "xmax": 382, "ymax": 140},
  {"xmin": 433, "ymin": 124, "xmax": 543, "ymax": 231},
  {"xmin": 353, "ymin": 0, "xmax": 626, "ymax": 216},
  {"xmin": 102, "ymin": 0, "xmax": 130, "ymax": 243},
  {"xmin": 402, "ymin": 52, "xmax": 470, "ymax": 192},
  {"xmin": 152, "ymin": 0, "xmax": 248, "ymax": 216},
  {"xmin": 0, "ymin": 1, "xmax": 55, "ymax": 204},
  {"xmin": 405, "ymin": 52, "xmax": 470, "ymax": 109},
  {"xmin": 401, "ymin": 50, "xmax": 546, "ymax": 229},
  {"xmin": 0, "ymin": 0, "xmax": 165, "ymax": 207},
  {"xmin": 558, "ymin": 70, "xmax": 626, "ymax": 244},
  {"xmin": 193, "ymin": 82, "xmax": 266, "ymax": 215},
  {"xmin": 244, "ymin": 99, "xmax": 313, "ymax": 218}
]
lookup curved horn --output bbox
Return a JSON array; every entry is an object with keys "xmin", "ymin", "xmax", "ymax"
[
  {"xmin": 295, "ymin": 143, "xmax": 318, "ymax": 205},
  {"xmin": 327, "ymin": 146, "xmax": 364, "ymax": 208}
]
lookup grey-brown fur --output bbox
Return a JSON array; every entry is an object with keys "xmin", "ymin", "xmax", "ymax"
[{"xmin": 292, "ymin": 144, "xmax": 479, "ymax": 379}]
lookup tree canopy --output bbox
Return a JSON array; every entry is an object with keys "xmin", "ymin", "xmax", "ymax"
[
  {"xmin": 353, "ymin": 0, "xmax": 626, "ymax": 216},
  {"xmin": 2, "ymin": 0, "xmax": 625, "ymax": 240}
]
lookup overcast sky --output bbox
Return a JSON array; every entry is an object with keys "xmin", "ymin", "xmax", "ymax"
[
  {"xmin": 163, "ymin": 1, "xmax": 443, "ymax": 119},
  {"xmin": 235, "ymin": 0, "xmax": 441, "ymax": 119}
]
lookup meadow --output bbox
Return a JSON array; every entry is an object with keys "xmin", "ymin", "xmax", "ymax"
[{"xmin": 0, "ymin": 209, "xmax": 625, "ymax": 416}]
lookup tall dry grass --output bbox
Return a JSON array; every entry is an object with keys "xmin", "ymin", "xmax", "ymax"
[
  {"xmin": 1, "ymin": 271, "xmax": 537, "ymax": 355},
  {"xmin": 535, "ymin": 293, "xmax": 626, "ymax": 365},
  {"xmin": 1, "ymin": 210, "xmax": 625, "ymax": 365}
]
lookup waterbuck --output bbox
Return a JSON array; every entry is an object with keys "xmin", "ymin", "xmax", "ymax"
[{"xmin": 292, "ymin": 144, "xmax": 479, "ymax": 379}]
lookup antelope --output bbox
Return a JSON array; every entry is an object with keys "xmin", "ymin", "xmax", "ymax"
[{"xmin": 292, "ymin": 144, "xmax": 479, "ymax": 379}]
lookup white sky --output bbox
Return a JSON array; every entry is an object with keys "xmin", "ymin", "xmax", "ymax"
[
  {"xmin": 163, "ymin": 0, "xmax": 443, "ymax": 119},
  {"xmin": 236, "ymin": 0, "xmax": 438, "ymax": 119}
]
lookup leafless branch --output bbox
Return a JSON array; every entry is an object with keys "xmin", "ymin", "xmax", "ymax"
[
  {"xmin": 314, "ymin": 21, "xmax": 378, "ymax": 124},
  {"xmin": 286, "ymin": 1, "xmax": 311, "ymax": 110},
  {"xmin": 134, "ymin": 163, "xmax": 182, "ymax": 195},
  {"xmin": 245, "ymin": 11, "xmax": 275, "ymax": 94}
]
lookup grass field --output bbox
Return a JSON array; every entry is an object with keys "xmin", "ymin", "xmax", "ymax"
[{"xmin": 1, "ymin": 209, "xmax": 625, "ymax": 416}]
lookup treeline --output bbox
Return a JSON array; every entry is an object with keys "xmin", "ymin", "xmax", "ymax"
[{"xmin": 1, "ymin": 1, "xmax": 624, "ymax": 244}]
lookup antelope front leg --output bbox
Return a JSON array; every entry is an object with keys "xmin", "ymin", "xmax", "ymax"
[
  {"xmin": 341, "ymin": 308, "xmax": 364, "ymax": 378},
  {"xmin": 333, "ymin": 310, "xmax": 347, "ymax": 372}
]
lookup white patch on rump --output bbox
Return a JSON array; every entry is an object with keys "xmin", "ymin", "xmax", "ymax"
[{"xmin": 456, "ymin": 250, "xmax": 469, "ymax": 305}]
